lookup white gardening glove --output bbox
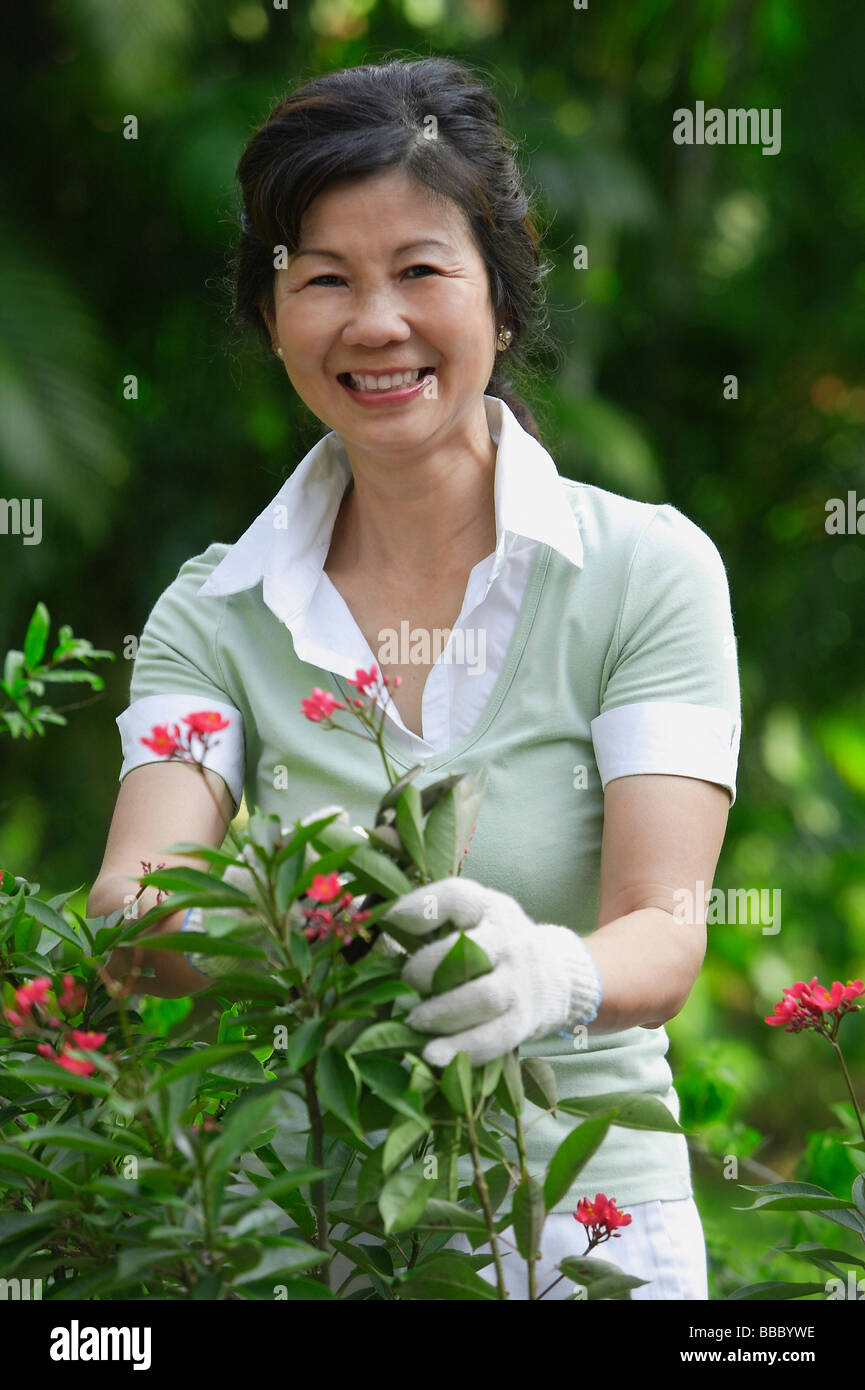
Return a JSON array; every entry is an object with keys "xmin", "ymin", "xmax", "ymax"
[
  {"xmin": 182, "ymin": 806, "xmax": 351, "ymax": 980},
  {"xmin": 385, "ymin": 877, "xmax": 603, "ymax": 1068}
]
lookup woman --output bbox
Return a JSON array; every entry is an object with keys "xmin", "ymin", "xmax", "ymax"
[{"xmin": 91, "ymin": 57, "xmax": 741, "ymax": 1300}]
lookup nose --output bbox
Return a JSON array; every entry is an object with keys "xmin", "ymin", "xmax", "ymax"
[{"xmin": 340, "ymin": 288, "xmax": 412, "ymax": 349}]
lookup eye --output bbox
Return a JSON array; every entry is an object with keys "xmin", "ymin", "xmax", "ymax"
[{"xmin": 304, "ymin": 265, "xmax": 439, "ymax": 287}]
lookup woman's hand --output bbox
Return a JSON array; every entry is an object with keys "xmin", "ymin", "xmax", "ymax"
[{"xmin": 385, "ymin": 877, "xmax": 603, "ymax": 1068}]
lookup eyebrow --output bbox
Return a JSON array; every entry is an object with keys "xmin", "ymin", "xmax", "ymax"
[{"xmin": 291, "ymin": 239, "xmax": 456, "ymax": 262}]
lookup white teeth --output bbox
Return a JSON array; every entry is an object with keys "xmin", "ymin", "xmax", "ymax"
[{"xmin": 347, "ymin": 368, "xmax": 423, "ymax": 391}]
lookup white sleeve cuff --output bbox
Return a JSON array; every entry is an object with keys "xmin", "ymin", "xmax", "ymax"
[
  {"xmin": 590, "ymin": 701, "xmax": 741, "ymax": 806},
  {"xmin": 116, "ymin": 692, "xmax": 245, "ymax": 812}
]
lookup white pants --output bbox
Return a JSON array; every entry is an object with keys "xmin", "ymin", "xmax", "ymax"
[
  {"xmin": 447, "ymin": 1196, "xmax": 709, "ymax": 1300},
  {"xmin": 328, "ymin": 1196, "xmax": 708, "ymax": 1300}
]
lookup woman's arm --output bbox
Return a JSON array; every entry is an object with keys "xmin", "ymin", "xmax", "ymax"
[
  {"xmin": 585, "ymin": 772, "xmax": 731, "ymax": 1034},
  {"xmin": 87, "ymin": 761, "xmax": 234, "ymax": 998}
]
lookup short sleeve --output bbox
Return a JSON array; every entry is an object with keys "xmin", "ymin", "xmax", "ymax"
[
  {"xmin": 590, "ymin": 505, "xmax": 742, "ymax": 806},
  {"xmin": 116, "ymin": 543, "xmax": 245, "ymax": 813}
]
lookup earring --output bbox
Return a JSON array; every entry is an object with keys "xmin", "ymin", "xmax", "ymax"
[
  {"xmin": 496, "ymin": 325, "xmax": 513, "ymax": 351},
  {"xmin": 274, "ymin": 345, "xmax": 284, "ymax": 358}
]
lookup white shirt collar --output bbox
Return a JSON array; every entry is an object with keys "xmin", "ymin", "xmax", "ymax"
[{"xmin": 197, "ymin": 395, "xmax": 583, "ymax": 625}]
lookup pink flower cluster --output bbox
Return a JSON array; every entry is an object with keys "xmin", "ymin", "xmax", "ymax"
[
  {"xmin": 301, "ymin": 665, "xmax": 401, "ymax": 725},
  {"xmin": 765, "ymin": 976, "xmax": 864, "ymax": 1034},
  {"xmin": 3, "ymin": 975, "xmax": 108, "ymax": 1077},
  {"xmin": 574, "ymin": 1192, "xmax": 633, "ymax": 1245},
  {"xmin": 141, "ymin": 710, "xmax": 230, "ymax": 759},
  {"xmin": 301, "ymin": 871, "xmax": 372, "ymax": 947}
]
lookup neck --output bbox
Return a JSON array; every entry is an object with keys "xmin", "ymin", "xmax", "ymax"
[{"xmin": 329, "ymin": 399, "xmax": 498, "ymax": 581}]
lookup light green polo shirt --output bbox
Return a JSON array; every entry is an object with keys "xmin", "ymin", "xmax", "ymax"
[{"xmin": 116, "ymin": 436, "xmax": 741, "ymax": 1212}]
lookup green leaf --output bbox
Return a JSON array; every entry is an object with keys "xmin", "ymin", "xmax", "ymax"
[
  {"xmin": 727, "ymin": 1281, "xmax": 831, "ymax": 1301},
  {"xmin": 521, "ymin": 1058, "xmax": 557, "ymax": 1112},
  {"xmin": 232, "ymin": 1166, "xmax": 328, "ymax": 1223},
  {"xmin": 431, "ymin": 931, "xmax": 493, "ymax": 996},
  {"xmin": 378, "ymin": 1159, "xmax": 433, "ymax": 1234},
  {"xmin": 0, "ymin": 1144, "xmax": 76, "ymax": 1195},
  {"xmin": 233, "ymin": 1237, "xmax": 323, "ymax": 1285},
  {"xmin": 283, "ymin": 1019, "xmax": 326, "ymax": 1072},
  {"xmin": 496, "ymin": 1049, "xmax": 524, "ymax": 1118},
  {"xmin": 423, "ymin": 769, "xmax": 487, "ymax": 879},
  {"xmin": 24, "ymin": 896, "xmax": 80, "ymax": 948},
  {"xmin": 479, "ymin": 1054, "xmax": 504, "ymax": 1100},
  {"xmin": 376, "ymin": 763, "xmax": 425, "ymax": 817},
  {"xmin": 205, "ymin": 1052, "xmax": 269, "ymax": 1085},
  {"xmin": 557, "ymin": 1093, "xmax": 684, "ymax": 1134},
  {"xmin": 398, "ymin": 1250, "xmax": 498, "ymax": 1300},
  {"xmin": 357, "ymin": 1143, "xmax": 386, "ymax": 1207},
  {"xmin": 348, "ymin": 1020, "xmax": 430, "ymax": 1055},
  {"xmin": 209, "ymin": 1091, "xmax": 281, "ymax": 1172},
  {"xmin": 316, "ymin": 1049, "xmax": 364, "ymax": 1142},
  {"xmin": 11, "ymin": 1062, "xmax": 112, "ymax": 1097},
  {"xmin": 439, "ymin": 1051, "xmax": 473, "ymax": 1114},
  {"xmin": 354, "ymin": 1055, "xmax": 430, "ymax": 1127},
  {"xmin": 543, "ymin": 1115, "xmax": 612, "ymax": 1210},
  {"xmin": 330, "ymin": 1238, "xmax": 394, "ymax": 1284},
  {"xmin": 311, "ymin": 822, "xmax": 414, "ymax": 898},
  {"xmin": 382, "ymin": 1115, "xmax": 429, "ymax": 1175},
  {"xmin": 482, "ymin": 1162, "xmax": 512, "ymax": 1214},
  {"xmin": 415, "ymin": 1198, "xmax": 488, "ymax": 1233},
  {"xmin": 556, "ymin": 1255, "xmax": 649, "ymax": 1299},
  {"xmin": 116, "ymin": 1245, "xmax": 180, "ymax": 1284},
  {"xmin": 265, "ymin": 1276, "xmax": 336, "ymax": 1299},
  {"xmin": 853, "ymin": 1174, "xmax": 865, "ymax": 1217},
  {"xmin": 15, "ymin": 1123, "xmax": 148, "ymax": 1158},
  {"xmin": 395, "ymin": 785, "xmax": 427, "ymax": 876},
  {"xmin": 779, "ymin": 1241, "xmax": 865, "ymax": 1270},
  {"xmin": 23, "ymin": 603, "xmax": 50, "ymax": 669},
  {"xmin": 512, "ymin": 1175, "xmax": 546, "ymax": 1260},
  {"xmin": 148, "ymin": 1044, "xmax": 248, "ymax": 1092},
  {"xmin": 139, "ymin": 865, "xmax": 252, "ymax": 899}
]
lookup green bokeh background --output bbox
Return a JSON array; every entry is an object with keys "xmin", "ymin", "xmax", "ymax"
[{"xmin": 2, "ymin": 0, "xmax": 864, "ymax": 1297}]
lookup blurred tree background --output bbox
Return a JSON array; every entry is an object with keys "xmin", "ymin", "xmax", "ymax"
[{"xmin": 1, "ymin": 0, "xmax": 864, "ymax": 1296}]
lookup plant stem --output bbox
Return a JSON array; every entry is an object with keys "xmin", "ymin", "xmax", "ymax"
[
  {"xmin": 465, "ymin": 1108, "xmax": 507, "ymax": 1299},
  {"xmin": 828, "ymin": 1037, "xmax": 865, "ymax": 1143},
  {"xmin": 514, "ymin": 1108, "xmax": 538, "ymax": 1301},
  {"xmin": 304, "ymin": 1061, "xmax": 331, "ymax": 1286}
]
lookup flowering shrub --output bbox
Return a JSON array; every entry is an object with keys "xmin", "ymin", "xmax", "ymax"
[
  {"xmin": 1, "ymin": 621, "xmax": 673, "ymax": 1299},
  {"xmin": 729, "ymin": 974, "xmax": 865, "ymax": 1299}
]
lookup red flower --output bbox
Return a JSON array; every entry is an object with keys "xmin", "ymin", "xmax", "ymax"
[
  {"xmin": 765, "ymin": 976, "xmax": 864, "ymax": 1033},
  {"xmin": 182, "ymin": 711, "xmax": 230, "ymax": 736},
  {"xmin": 58, "ymin": 975, "xmax": 86, "ymax": 1017},
  {"xmin": 574, "ymin": 1192, "xmax": 633, "ymax": 1241},
  {"xmin": 309, "ymin": 872, "xmax": 342, "ymax": 903},
  {"xmin": 56, "ymin": 1050, "xmax": 96, "ymax": 1077},
  {"xmin": 36, "ymin": 1042, "xmax": 55, "ymax": 1058},
  {"xmin": 69, "ymin": 1030, "xmax": 107, "ymax": 1050},
  {"xmin": 141, "ymin": 723, "xmax": 180, "ymax": 756},
  {"xmin": 14, "ymin": 977, "xmax": 52, "ymax": 1014},
  {"xmin": 300, "ymin": 687, "xmax": 347, "ymax": 722},
  {"xmin": 351, "ymin": 666, "xmax": 380, "ymax": 693}
]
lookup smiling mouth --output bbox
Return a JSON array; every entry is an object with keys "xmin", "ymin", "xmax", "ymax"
[{"xmin": 338, "ymin": 367, "xmax": 436, "ymax": 392}]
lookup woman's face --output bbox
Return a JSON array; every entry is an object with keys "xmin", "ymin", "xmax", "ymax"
[{"xmin": 268, "ymin": 168, "xmax": 501, "ymax": 459}]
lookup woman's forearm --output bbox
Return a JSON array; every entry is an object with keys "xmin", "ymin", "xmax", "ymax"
[
  {"xmin": 88, "ymin": 875, "xmax": 211, "ymax": 998},
  {"xmin": 583, "ymin": 907, "xmax": 706, "ymax": 1035}
]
